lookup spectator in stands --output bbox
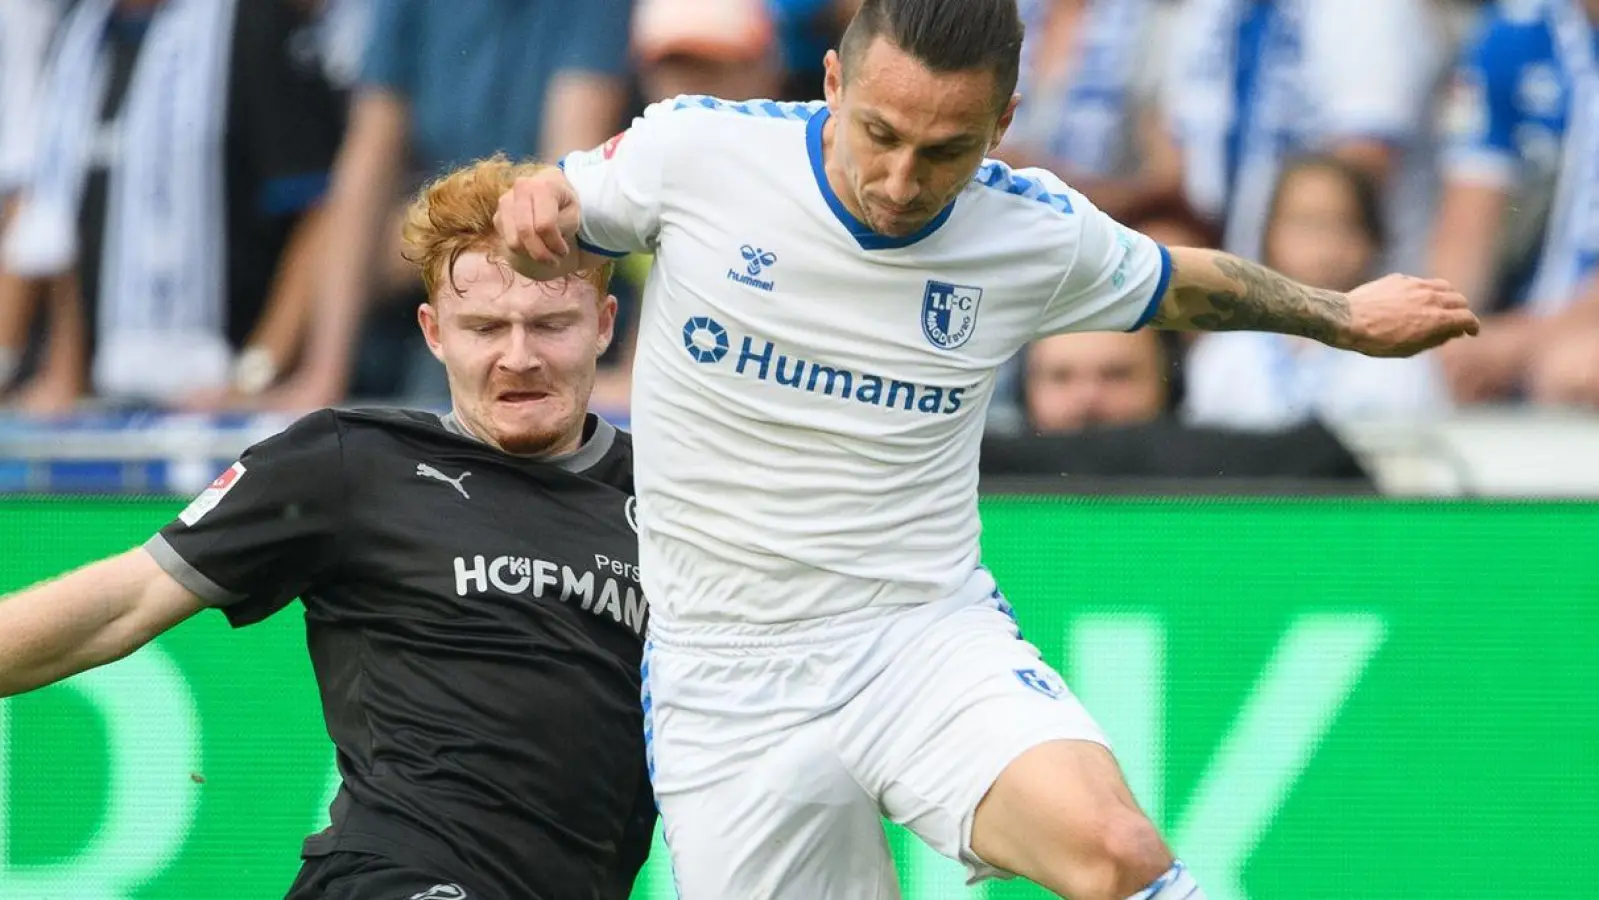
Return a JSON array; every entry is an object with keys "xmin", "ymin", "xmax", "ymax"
[
  {"xmin": 633, "ymin": 0, "xmax": 782, "ymax": 102},
  {"xmin": 1522, "ymin": 285, "xmax": 1599, "ymax": 406},
  {"xmin": 1184, "ymin": 154, "xmax": 1451, "ymax": 430},
  {"xmin": 269, "ymin": 0, "xmax": 633, "ymax": 412},
  {"xmin": 997, "ymin": 0, "xmax": 1185, "ymax": 221},
  {"xmin": 0, "ymin": 0, "xmax": 57, "ymax": 206},
  {"xmin": 310, "ymin": 0, "xmax": 373, "ymax": 92},
  {"xmin": 767, "ymin": 0, "xmax": 860, "ymax": 100},
  {"xmin": 991, "ymin": 201, "xmax": 1211, "ymax": 435},
  {"xmin": 0, "ymin": 0, "xmax": 62, "ymax": 393},
  {"xmin": 1165, "ymin": 0, "xmax": 1447, "ymax": 272},
  {"xmin": 0, "ymin": 0, "xmax": 343, "ymax": 414},
  {"xmin": 1024, "ymin": 330, "xmax": 1170, "ymax": 434},
  {"xmin": 1430, "ymin": 0, "xmax": 1599, "ymax": 405}
]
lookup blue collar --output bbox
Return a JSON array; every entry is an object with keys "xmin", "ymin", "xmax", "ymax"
[{"xmin": 805, "ymin": 107, "xmax": 957, "ymax": 251}]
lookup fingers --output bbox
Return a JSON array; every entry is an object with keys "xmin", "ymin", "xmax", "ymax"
[
  {"xmin": 494, "ymin": 176, "xmax": 573, "ymax": 269},
  {"xmin": 529, "ymin": 179, "xmax": 572, "ymax": 260}
]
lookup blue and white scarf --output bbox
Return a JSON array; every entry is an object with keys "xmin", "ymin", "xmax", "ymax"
[
  {"xmin": 1014, "ymin": 0, "xmax": 1156, "ymax": 178},
  {"xmin": 1528, "ymin": 0, "xmax": 1599, "ymax": 313},
  {"xmin": 2, "ymin": 0, "xmax": 240, "ymax": 399},
  {"xmin": 1169, "ymin": 0, "xmax": 1306, "ymax": 257}
]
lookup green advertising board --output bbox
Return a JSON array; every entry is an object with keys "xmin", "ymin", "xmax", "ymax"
[{"xmin": 1, "ymin": 497, "xmax": 1595, "ymax": 899}]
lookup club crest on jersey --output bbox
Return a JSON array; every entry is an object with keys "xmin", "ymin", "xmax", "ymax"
[{"xmin": 921, "ymin": 281, "xmax": 983, "ymax": 350}]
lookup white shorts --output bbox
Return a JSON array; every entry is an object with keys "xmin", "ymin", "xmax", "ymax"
[{"xmin": 641, "ymin": 594, "xmax": 1109, "ymax": 899}]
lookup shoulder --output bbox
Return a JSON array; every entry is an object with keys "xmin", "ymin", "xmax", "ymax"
[
  {"xmin": 654, "ymin": 94, "xmax": 824, "ymax": 123},
  {"xmin": 255, "ymin": 407, "xmax": 345, "ymax": 454},
  {"xmin": 324, "ymin": 406, "xmax": 440, "ymax": 441},
  {"xmin": 581, "ymin": 418, "xmax": 635, "ymax": 496},
  {"xmin": 632, "ymin": 94, "xmax": 824, "ymax": 142},
  {"xmin": 962, "ymin": 159, "xmax": 1083, "ymax": 230}
]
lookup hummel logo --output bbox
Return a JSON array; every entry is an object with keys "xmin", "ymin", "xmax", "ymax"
[
  {"xmin": 417, "ymin": 463, "xmax": 471, "ymax": 499},
  {"xmin": 740, "ymin": 245, "xmax": 777, "ymax": 276},
  {"xmin": 409, "ymin": 885, "xmax": 468, "ymax": 900}
]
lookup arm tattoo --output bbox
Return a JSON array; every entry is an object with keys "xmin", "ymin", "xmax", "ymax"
[{"xmin": 1153, "ymin": 254, "xmax": 1352, "ymax": 346}]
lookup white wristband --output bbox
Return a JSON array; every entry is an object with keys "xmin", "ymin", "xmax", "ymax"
[
  {"xmin": 0, "ymin": 347, "xmax": 18, "ymax": 387},
  {"xmin": 230, "ymin": 346, "xmax": 280, "ymax": 396}
]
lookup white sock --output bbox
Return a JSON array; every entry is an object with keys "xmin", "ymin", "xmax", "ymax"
[{"xmin": 1124, "ymin": 859, "xmax": 1206, "ymax": 900}]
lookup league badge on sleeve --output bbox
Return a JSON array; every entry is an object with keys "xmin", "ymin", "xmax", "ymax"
[
  {"xmin": 178, "ymin": 462, "xmax": 246, "ymax": 526},
  {"xmin": 922, "ymin": 280, "xmax": 983, "ymax": 350}
]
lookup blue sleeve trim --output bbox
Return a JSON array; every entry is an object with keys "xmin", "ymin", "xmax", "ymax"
[
  {"xmin": 577, "ymin": 235, "xmax": 628, "ymax": 259},
  {"xmin": 554, "ymin": 160, "xmax": 629, "ymax": 258},
  {"xmin": 257, "ymin": 172, "xmax": 331, "ymax": 217},
  {"xmin": 1129, "ymin": 244, "xmax": 1174, "ymax": 332}
]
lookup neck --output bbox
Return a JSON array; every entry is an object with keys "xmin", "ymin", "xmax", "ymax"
[
  {"xmin": 1588, "ymin": 0, "xmax": 1599, "ymax": 26},
  {"xmin": 820, "ymin": 116, "xmax": 871, "ymax": 226}
]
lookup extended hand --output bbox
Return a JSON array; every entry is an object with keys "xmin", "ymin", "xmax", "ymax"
[
  {"xmin": 493, "ymin": 168, "xmax": 584, "ymax": 280},
  {"xmin": 1342, "ymin": 275, "xmax": 1480, "ymax": 358}
]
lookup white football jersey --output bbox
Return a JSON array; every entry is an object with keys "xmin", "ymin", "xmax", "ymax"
[{"xmin": 561, "ymin": 96, "xmax": 1170, "ymax": 628}]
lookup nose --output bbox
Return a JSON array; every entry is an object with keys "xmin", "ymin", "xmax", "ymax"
[
  {"xmin": 497, "ymin": 326, "xmax": 543, "ymax": 374},
  {"xmin": 882, "ymin": 150, "xmax": 922, "ymax": 207}
]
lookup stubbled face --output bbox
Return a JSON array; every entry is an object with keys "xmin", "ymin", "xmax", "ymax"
[
  {"xmin": 823, "ymin": 37, "xmax": 1017, "ymax": 237},
  {"xmin": 420, "ymin": 251, "xmax": 615, "ymax": 455},
  {"xmin": 1265, "ymin": 166, "xmax": 1378, "ymax": 294},
  {"xmin": 1026, "ymin": 331, "xmax": 1167, "ymax": 432}
]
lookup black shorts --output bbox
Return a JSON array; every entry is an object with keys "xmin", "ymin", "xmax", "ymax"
[{"xmin": 282, "ymin": 852, "xmax": 477, "ymax": 900}]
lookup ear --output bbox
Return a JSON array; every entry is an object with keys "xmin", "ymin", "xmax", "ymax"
[
  {"xmin": 417, "ymin": 301, "xmax": 445, "ymax": 363},
  {"xmin": 823, "ymin": 49, "xmax": 844, "ymax": 111},
  {"xmin": 595, "ymin": 293, "xmax": 619, "ymax": 358},
  {"xmin": 990, "ymin": 92, "xmax": 1022, "ymax": 153}
]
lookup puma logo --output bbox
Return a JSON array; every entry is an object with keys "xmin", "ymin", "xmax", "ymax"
[
  {"xmin": 416, "ymin": 463, "xmax": 471, "ymax": 499},
  {"xmin": 409, "ymin": 885, "xmax": 467, "ymax": 900}
]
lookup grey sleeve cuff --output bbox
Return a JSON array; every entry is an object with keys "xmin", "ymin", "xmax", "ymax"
[{"xmin": 143, "ymin": 534, "xmax": 246, "ymax": 608}]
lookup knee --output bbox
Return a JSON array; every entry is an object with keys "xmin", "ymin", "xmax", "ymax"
[{"xmin": 1056, "ymin": 809, "xmax": 1172, "ymax": 900}]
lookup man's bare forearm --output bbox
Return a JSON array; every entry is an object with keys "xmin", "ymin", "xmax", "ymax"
[{"xmin": 1151, "ymin": 247, "xmax": 1352, "ymax": 347}]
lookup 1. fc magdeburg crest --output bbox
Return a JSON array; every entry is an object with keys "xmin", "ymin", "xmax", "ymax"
[{"xmin": 921, "ymin": 280, "xmax": 983, "ymax": 350}]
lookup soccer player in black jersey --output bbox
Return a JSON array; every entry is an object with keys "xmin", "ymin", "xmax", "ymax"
[{"xmin": 0, "ymin": 156, "xmax": 654, "ymax": 900}]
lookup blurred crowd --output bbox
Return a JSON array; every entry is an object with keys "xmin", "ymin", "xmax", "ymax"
[{"xmin": 0, "ymin": 0, "xmax": 1596, "ymax": 449}]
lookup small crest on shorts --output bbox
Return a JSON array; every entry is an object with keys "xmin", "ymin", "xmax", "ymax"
[
  {"xmin": 410, "ymin": 885, "xmax": 467, "ymax": 900},
  {"xmin": 1015, "ymin": 668, "xmax": 1063, "ymax": 700},
  {"xmin": 921, "ymin": 280, "xmax": 983, "ymax": 350}
]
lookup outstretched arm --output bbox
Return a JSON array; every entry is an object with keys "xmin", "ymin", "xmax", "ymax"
[
  {"xmin": 0, "ymin": 548, "xmax": 205, "ymax": 698},
  {"xmin": 1150, "ymin": 247, "xmax": 1479, "ymax": 357}
]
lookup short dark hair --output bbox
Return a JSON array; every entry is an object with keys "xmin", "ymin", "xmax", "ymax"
[{"xmin": 840, "ymin": 0, "xmax": 1025, "ymax": 106}]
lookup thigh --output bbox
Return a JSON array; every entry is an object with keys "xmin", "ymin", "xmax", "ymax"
[
  {"xmin": 282, "ymin": 853, "xmax": 472, "ymax": 900},
  {"xmin": 842, "ymin": 600, "xmax": 1113, "ymax": 883},
  {"xmin": 648, "ymin": 648, "xmax": 900, "ymax": 900}
]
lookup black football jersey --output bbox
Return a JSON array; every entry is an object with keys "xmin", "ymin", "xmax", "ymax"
[{"xmin": 147, "ymin": 408, "xmax": 654, "ymax": 900}]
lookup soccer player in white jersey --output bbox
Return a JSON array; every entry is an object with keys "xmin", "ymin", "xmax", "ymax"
[{"xmin": 492, "ymin": 1, "xmax": 1480, "ymax": 897}]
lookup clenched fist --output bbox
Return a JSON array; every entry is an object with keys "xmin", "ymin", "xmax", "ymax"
[
  {"xmin": 493, "ymin": 168, "xmax": 584, "ymax": 280},
  {"xmin": 1341, "ymin": 274, "xmax": 1480, "ymax": 358}
]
